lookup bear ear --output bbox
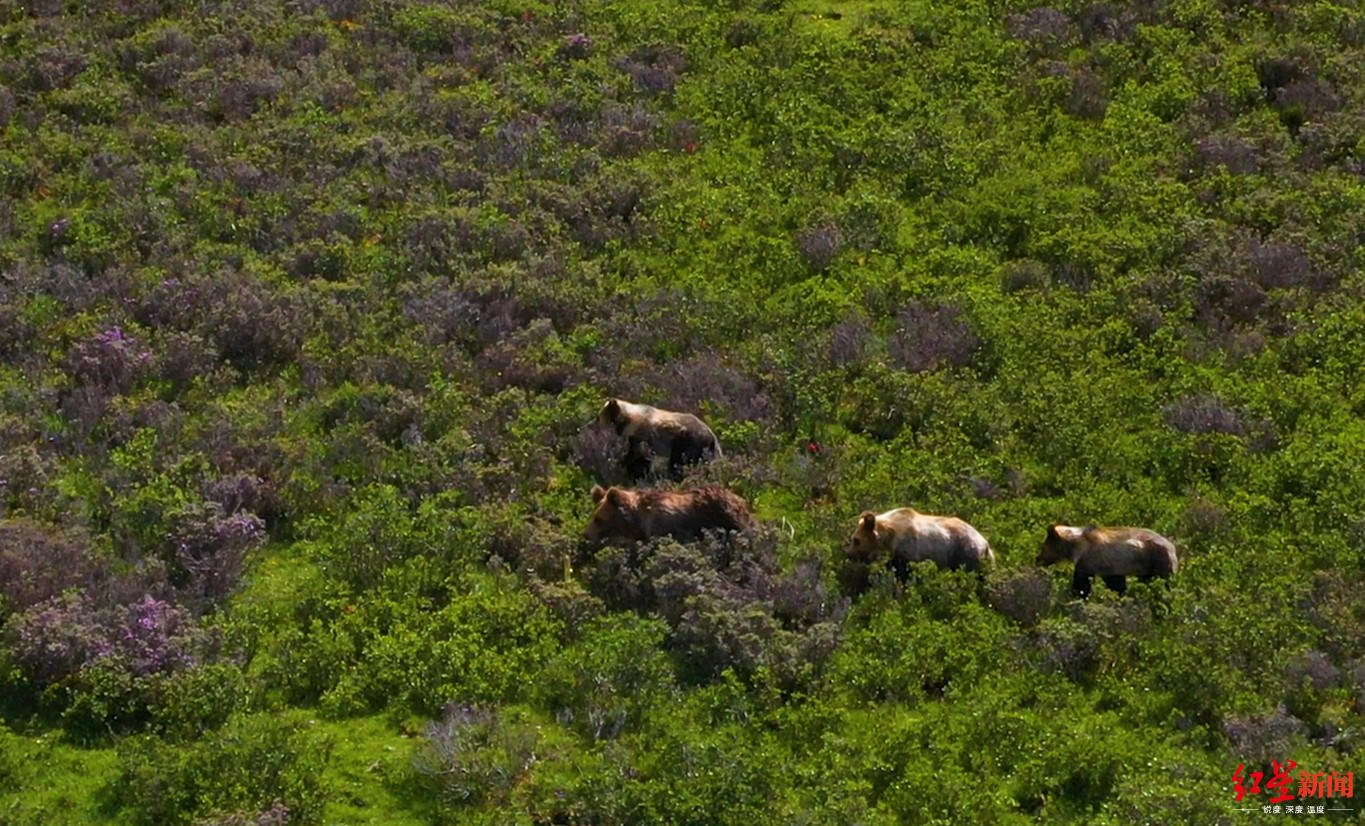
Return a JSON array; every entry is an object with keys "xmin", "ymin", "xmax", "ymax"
[
  {"xmin": 604, "ymin": 399, "xmax": 620, "ymax": 417},
  {"xmin": 859, "ymin": 511, "xmax": 877, "ymax": 532},
  {"xmin": 591, "ymin": 484, "xmax": 606, "ymax": 503},
  {"xmin": 606, "ymin": 487, "xmax": 627, "ymax": 507}
]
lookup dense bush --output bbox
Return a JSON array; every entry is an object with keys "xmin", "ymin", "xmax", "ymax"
[
  {"xmin": 0, "ymin": 520, "xmax": 104, "ymax": 618},
  {"xmin": 114, "ymin": 712, "xmax": 330, "ymax": 825}
]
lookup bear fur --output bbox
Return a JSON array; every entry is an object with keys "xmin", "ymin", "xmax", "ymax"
[
  {"xmin": 845, "ymin": 508, "xmax": 995, "ymax": 574},
  {"xmin": 597, "ymin": 398, "xmax": 722, "ymax": 481},
  {"xmin": 1037, "ymin": 524, "xmax": 1178, "ymax": 598},
  {"xmin": 586, "ymin": 484, "xmax": 753, "ymax": 545}
]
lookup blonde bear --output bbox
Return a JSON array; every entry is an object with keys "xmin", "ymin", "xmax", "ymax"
[{"xmin": 846, "ymin": 508, "xmax": 995, "ymax": 574}]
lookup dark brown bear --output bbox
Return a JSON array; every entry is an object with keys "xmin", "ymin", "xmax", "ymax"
[
  {"xmin": 597, "ymin": 398, "xmax": 722, "ymax": 481},
  {"xmin": 1037, "ymin": 524, "xmax": 1178, "ymax": 598},
  {"xmin": 586, "ymin": 485, "xmax": 753, "ymax": 545}
]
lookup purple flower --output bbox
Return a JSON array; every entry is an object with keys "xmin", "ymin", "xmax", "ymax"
[
  {"xmin": 560, "ymin": 33, "xmax": 592, "ymax": 60},
  {"xmin": 889, "ymin": 302, "xmax": 981, "ymax": 373},
  {"xmin": 4, "ymin": 592, "xmax": 106, "ymax": 685},
  {"xmin": 3, "ymin": 592, "xmax": 213, "ymax": 685},
  {"xmin": 163, "ymin": 502, "xmax": 265, "ymax": 605},
  {"xmin": 794, "ymin": 219, "xmax": 844, "ymax": 272},
  {"xmin": 63, "ymin": 326, "xmax": 152, "ymax": 393},
  {"xmin": 117, "ymin": 596, "xmax": 199, "ymax": 677}
]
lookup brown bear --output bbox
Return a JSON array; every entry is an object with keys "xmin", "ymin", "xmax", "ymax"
[
  {"xmin": 845, "ymin": 508, "xmax": 995, "ymax": 574},
  {"xmin": 597, "ymin": 398, "xmax": 722, "ymax": 482},
  {"xmin": 586, "ymin": 484, "xmax": 753, "ymax": 545},
  {"xmin": 1036, "ymin": 524, "xmax": 1178, "ymax": 598}
]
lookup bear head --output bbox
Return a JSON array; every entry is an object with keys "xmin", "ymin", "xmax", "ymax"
[
  {"xmin": 586, "ymin": 484, "xmax": 642, "ymax": 544},
  {"xmin": 1036, "ymin": 524, "xmax": 1076, "ymax": 565},
  {"xmin": 597, "ymin": 398, "xmax": 624, "ymax": 430},
  {"xmin": 845, "ymin": 511, "xmax": 883, "ymax": 563}
]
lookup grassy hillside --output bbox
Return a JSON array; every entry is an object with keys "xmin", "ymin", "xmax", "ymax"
[{"xmin": 2, "ymin": 0, "xmax": 1364, "ymax": 822}]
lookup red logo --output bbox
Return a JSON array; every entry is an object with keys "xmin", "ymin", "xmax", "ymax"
[{"xmin": 1235, "ymin": 763, "xmax": 1353, "ymax": 815}]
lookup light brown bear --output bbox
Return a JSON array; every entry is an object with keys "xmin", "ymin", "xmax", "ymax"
[
  {"xmin": 1037, "ymin": 524, "xmax": 1178, "ymax": 598},
  {"xmin": 845, "ymin": 508, "xmax": 995, "ymax": 575},
  {"xmin": 586, "ymin": 484, "xmax": 753, "ymax": 545},
  {"xmin": 597, "ymin": 398, "xmax": 722, "ymax": 482}
]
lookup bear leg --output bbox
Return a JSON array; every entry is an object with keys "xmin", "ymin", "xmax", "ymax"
[
  {"xmin": 668, "ymin": 437, "xmax": 706, "ymax": 480},
  {"xmin": 623, "ymin": 448, "xmax": 654, "ymax": 482},
  {"xmin": 666, "ymin": 443, "xmax": 689, "ymax": 480},
  {"xmin": 1102, "ymin": 574, "xmax": 1128, "ymax": 595},
  {"xmin": 1071, "ymin": 568, "xmax": 1093, "ymax": 599}
]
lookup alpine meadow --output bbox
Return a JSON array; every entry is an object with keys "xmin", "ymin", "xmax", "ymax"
[{"xmin": 2, "ymin": 0, "xmax": 1365, "ymax": 822}]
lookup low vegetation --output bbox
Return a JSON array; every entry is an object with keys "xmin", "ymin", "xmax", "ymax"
[{"xmin": 2, "ymin": 0, "xmax": 1363, "ymax": 822}]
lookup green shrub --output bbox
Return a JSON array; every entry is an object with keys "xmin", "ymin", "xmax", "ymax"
[{"xmin": 113, "ymin": 712, "xmax": 331, "ymax": 825}]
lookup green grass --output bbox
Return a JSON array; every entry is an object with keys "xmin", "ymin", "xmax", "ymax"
[
  {"xmin": 316, "ymin": 716, "xmax": 428, "ymax": 826},
  {"xmin": 0, "ymin": 726, "xmax": 121, "ymax": 825}
]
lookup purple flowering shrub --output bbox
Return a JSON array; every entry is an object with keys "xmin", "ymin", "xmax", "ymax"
[
  {"xmin": 132, "ymin": 272, "xmax": 304, "ymax": 372},
  {"xmin": 163, "ymin": 502, "xmax": 266, "ymax": 607},
  {"xmin": 116, "ymin": 595, "xmax": 204, "ymax": 677},
  {"xmin": 5, "ymin": 592, "xmax": 109, "ymax": 687},
  {"xmin": 0, "ymin": 520, "xmax": 105, "ymax": 618},
  {"xmin": 1075, "ymin": 3, "xmax": 1140, "ymax": 41},
  {"xmin": 1193, "ymin": 273, "xmax": 1270, "ymax": 332},
  {"xmin": 823, "ymin": 315, "xmax": 874, "ymax": 367},
  {"xmin": 63, "ymin": 326, "xmax": 152, "ymax": 394},
  {"xmin": 1257, "ymin": 57, "xmax": 1342, "ymax": 132},
  {"xmin": 1247, "ymin": 239, "xmax": 1318, "ymax": 289},
  {"xmin": 651, "ymin": 352, "xmax": 773, "ymax": 424},
  {"xmin": 616, "ymin": 43, "xmax": 687, "ymax": 96},
  {"xmin": 559, "ymin": 32, "xmax": 592, "ymax": 61},
  {"xmin": 1065, "ymin": 67, "xmax": 1107, "ymax": 119},
  {"xmin": 571, "ymin": 426, "xmax": 630, "ymax": 486},
  {"xmin": 1162, "ymin": 394, "xmax": 1278, "ymax": 454},
  {"xmin": 475, "ymin": 318, "xmax": 581, "ymax": 395},
  {"xmin": 5, "ymin": 593, "xmax": 212, "ymax": 688},
  {"xmin": 986, "ymin": 568, "xmax": 1053, "ymax": 628},
  {"xmin": 202, "ymin": 273, "xmax": 305, "ymax": 371},
  {"xmin": 584, "ymin": 288, "xmax": 717, "ymax": 375},
  {"xmin": 195, "ymin": 802, "xmax": 292, "ymax": 826},
  {"xmin": 1022, "ymin": 602, "xmax": 1151, "ymax": 685},
  {"xmin": 1192, "ymin": 134, "xmax": 1259, "ymax": 174},
  {"xmin": 204, "ymin": 473, "xmax": 273, "ymax": 519},
  {"xmin": 1223, "ymin": 706, "xmax": 1310, "ymax": 764},
  {"xmin": 889, "ymin": 302, "xmax": 982, "ymax": 373},
  {"xmin": 1163, "ymin": 394, "xmax": 1248, "ymax": 436},
  {"xmin": 794, "ymin": 217, "xmax": 844, "ymax": 273},
  {"xmin": 1006, "ymin": 7, "xmax": 1074, "ymax": 51},
  {"xmin": 3, "ymin": 587, "xmax": 240, "ymax": 738},
  {"xmin": 598, "ymin": 103, "xmax": 660, "ymax": 158},
  {"xmin": 1026, "ymin": 618, "xmax": 1102, "ymax": 683}
]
